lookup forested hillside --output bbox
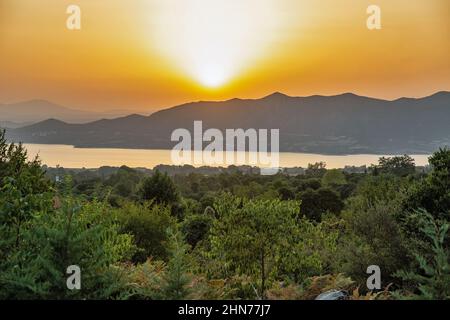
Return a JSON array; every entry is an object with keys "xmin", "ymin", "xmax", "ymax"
[
  {"xmin": 7, "ymin": 91, "xmax": 450, "ymax": 154},
  {"xmin": 1, "ymin": 130, "xmax": 449, "ymax": 300}
]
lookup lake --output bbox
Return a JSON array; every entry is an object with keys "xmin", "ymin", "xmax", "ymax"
[{"xmin": 23, "ymin": 144, "xmax": 431, "ymax": 169}]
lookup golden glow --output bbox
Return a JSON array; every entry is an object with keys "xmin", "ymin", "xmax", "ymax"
[
  {"xmin": 198, "ymin": 66, "xmax": 227, "ymax": 88},
  {"xmin": 0, "ymin": 0, "xmax": 449, "ymax": 112},
  {"xmin": 149, "ymin": 0, "xmax": 283, "ymax": 88}
]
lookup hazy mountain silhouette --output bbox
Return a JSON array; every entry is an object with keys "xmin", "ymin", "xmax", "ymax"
[
  {"xmin": 0, "ymin": 100, "xmax": 143, "ymax": 124},
  {"xmin": 6, "ymin": 92, "xmax": 450, "ymax": 154},
  {"xmin": 0, "ymin": 120, "xmax": 31, "ymax": 129}
]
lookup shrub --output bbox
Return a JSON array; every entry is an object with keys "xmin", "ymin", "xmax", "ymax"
[
  {"xmin": 297, "ymin": 188, "xmax": 344, "ymax": 221},
  {"xmin": 338, "ymin": 202, "xmax": 409, "ymax": 285},
  {"xmin": 116, "ymin": 202, "xmax": 176, "ymax": 263},
  {"xmin": 139, "ymin": 170, "xmax": 179, "ymax": 205},
  {"xmin": 395, "ymin": 210, "xmax": 450, "ymax": 300},
  {"xmin": 181, "ymin": 214, "xmax": 213, "ymax": 248}
]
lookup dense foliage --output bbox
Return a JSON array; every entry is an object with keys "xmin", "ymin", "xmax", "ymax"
[{"xmin": 1, "ymin": 130, "xmax": 449, "ymax": 300}]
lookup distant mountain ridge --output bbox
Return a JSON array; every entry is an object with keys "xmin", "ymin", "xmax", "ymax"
[
  {"xmin": 0, "ymin": 100, "xmax": 144, "ymax": 124},
  {"xmin": 5, "ymin": 91, "xmax": 450, "ymax": 155},
  {"xmin": 0, "ymin": 120, "xmax": 31, "ymax": 129}
]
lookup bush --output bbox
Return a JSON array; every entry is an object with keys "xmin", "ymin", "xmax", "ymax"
[
  {"xmin": 337, "ymin": 202, "xmax": 408, "ymax": 285},
  {"xmin": 119, "ymin": 229, "xmax": 193, "ymax": 300},
  {"xmin": 139, "ymin": 171, "xmax": 179, "ymax": 205},
  {"xmin": 403, "ymin": 148, "xmax": 450, "ymax": 221},
  {"xmin": 181, "ymin": 214, "xmax": 213, "ymax": 248},
  {"xmin": 278, "ymin": 217, "xmax": 340, "ymax": 283},
  {"xmin": 322, "ymin": 169, "xmax": 346, "ymax": 187},
  {"xmin": 395, "ymin": 210, "xmax": 450, "ymax": 300},
  {"xmin": 298, "ymin": 188, "xmax": 344, "ymax": 221},
  {"xmin": 122, "ymin": 259, "xmax": 166, "ymax": 300},
  {"xmin": 116, "ymin": 202, "xmax": 176, "ymax": 263}
]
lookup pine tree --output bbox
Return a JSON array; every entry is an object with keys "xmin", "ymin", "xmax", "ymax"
[
  {"xmin": 162, "ymin": 228, "xmax": 191, "ymax": 299},
  {"xmin": 0, "ymin": 137, "xmax": 136, "ymax": 299}
]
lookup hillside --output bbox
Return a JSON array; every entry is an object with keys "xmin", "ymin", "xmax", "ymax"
[
  {"xmin": 6, "ymin": 92, "xmax": 450, "ymax": 154},
  {"xmin": 0, "ymin": 100, "xmax": 142, "ymax": 124}
]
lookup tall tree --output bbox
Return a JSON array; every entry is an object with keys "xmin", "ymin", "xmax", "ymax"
[
  {"xmin": 375, "ymin": 155, "xmax": 415, "ymax": 177},
  {"xmin": 403, "ymin": 148, "xmax": 450, "ymax": 221},
  {"xmin": 210, "ymin": 194, "xmax": 300, "ymax": 299},
  {"xmin": 162, "ymin": 228, "xmax": 192, "ymax": 300},
  {"xmin": 139, "ymin": 170, "xmax": 179, "ymax": 205}
]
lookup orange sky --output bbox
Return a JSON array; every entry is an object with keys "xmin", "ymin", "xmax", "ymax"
[{"xmin": 0, "ymin": 0, "xmax": 449, "ymax": 113}]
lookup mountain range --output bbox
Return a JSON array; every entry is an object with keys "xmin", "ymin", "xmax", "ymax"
[
  {"xmin": 4, "ymin": 92, "xmax": 450, "ymax": 155},
  {"xmin": 0, "ymin": 100, "xmax": 142, "ymax": 124}
]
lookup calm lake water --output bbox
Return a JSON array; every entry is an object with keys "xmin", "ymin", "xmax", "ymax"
[{"xmin": 23, "ymin": 144, "xmax": 431, "ymax": 169}]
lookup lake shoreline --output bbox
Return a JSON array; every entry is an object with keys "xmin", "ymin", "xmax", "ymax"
[
  {"xmin": 18, "ymin": 142, "xmax": 435, "ymax": 156},
  {"xmin": 22, "ymin": 143, "xmax": 432, "ymax": 170}
]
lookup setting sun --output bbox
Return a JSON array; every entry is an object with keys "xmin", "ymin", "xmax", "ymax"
[
  {"xmin": 0, "ymin": 0, "xmax": 448, "ymax": 110},
  {"xmin": 197, "ymin": 63, "xmax": 227, "ymax": 88},
  {"xmin": 148, "ymin": 0, "xmax": 283, "ymax": 89}
]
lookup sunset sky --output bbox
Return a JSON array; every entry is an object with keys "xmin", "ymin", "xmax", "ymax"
[{"xmin": 0, "ymin": 0, "xmax": 449, "ymax": 113}]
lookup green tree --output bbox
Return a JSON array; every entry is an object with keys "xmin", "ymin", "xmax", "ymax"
[
  {"xmin": 0, "ymin": 130, "xmax": 55, "ymax": 298},
  {"xmin": 0, "ymin": 136, "xmax": 135, "ymax": 299},
  {"xmin": 294, "ymin": 178, "xmax": 321, "ymax": 192},
  {"xmin": 350, "ymin": 174, "xmax": 406, "ymax": 210},
  {"xmin": 298, "ymin": 188, "xmax": 344, "ymax": 221},
  {"xmin": 139, "ymin": 170, "xmax": 179, "ymax": 205},
  {"xmin": 116, "ymin": 202, "xmax": 176, "ymax": 263},
  {"xmin": 322, "ymin": 169, "xmax": 346, "ymax": 187},
  {"xmin": 162, "ymin": 228, "xmax": 192, "ymax": 300},
  {"xmin": 210, "ymin": 194, "xmax": 300, "ymax": 299},
  {"xmin": 337, "ymin": 202, "xmax": 408, "ymax": 285},
  {"xmin": 104, "ymin": 166, "xmax": 142, "ymax": 199},
  {"xmin": 374, "ymin": 155, "xmax": 415, "ymax": 177},
  {"xmin": 0, "ymin": 196, "xmax": 135, "ymax": 299},
  {"xmin": 403, "ymin": 148, "xmax": 450, "ymax": 221},
  {"xmin": 306, "ymin": 162, "xmax": 327, "ymax": 177},
  {"xmin": 278, "ymin": 186, "xmax": 296, "ymax": 201},
  {"xmin": 395, "ymin": 210, "xmax": 450, "ymax": 300},
  {"xmin": 278, "ymin": 217, "xmax": 339, "ymax": 283},
  {"xmin": 0, "ymin": 130, "xmax": 53, "ymax": 249},
  {"xmin": 181, "ymin": 213, "xmax": 213, "ymax": 248}
]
